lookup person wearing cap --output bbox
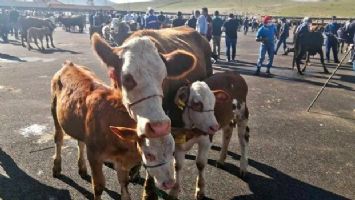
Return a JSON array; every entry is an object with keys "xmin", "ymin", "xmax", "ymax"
[
  {"xmin": 296, "ymin": 17, "xmax": 312, "ymax": 36},
  {"xmin": 144, "ymin": 8, "xmax": 160, "ymax": 29},
  {"xmin": 172, "ymin": 11, "xmax": 185, "ymax": 27},
  {"xmin": 255, "ymin": 16, "xmax": 277, "ymax": 75},
  {"xmin": 324, "ymin": 16, "xmax": 340, "ymax": 63},
  {"xmin": 275, "ymin": 17, "xmax": 290, "ymax": 55},
  {"xmin": 212, "ymin": 10, "xmax": 224, "ymax": 58},
  {"xmin": 222, "ymin": 13, "xmax": 240, "ymax": 62}
]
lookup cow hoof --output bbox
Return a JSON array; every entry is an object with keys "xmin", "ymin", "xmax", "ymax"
[
  {"xmin": 302, "ymin": 68, "xmax": 306, "ymax": 72},
  {"xmin": 78, "ymin": 168, "xmax": 88, "ymax": 179},
  {"xmin": 52, "ymin": 45, "xmax": 56, "ymax": 48},
  {"xmin": 215, "ymin": 161, "xmax": 225, "ymax": 169},
  {"xmin": 195, "ymin": 192, "xmax": 206, "ymax": 200},
  {"xmin": 298, "ymin": 71, "xmax": 304, "ymax": 75},
  {"xmin": 52, "ymin": 166, "xmax": 61, "ymax": 178},
  {"xmin": 239, "ymin": 169, "xmax": 248, "ymax": 178},
  {"xmin": 166, "ymin": 195, "xmax": 178, "ymax": 200},
  {"xmin": 324, "ymin": 70, "xmax": 330, "ymax": 74}
]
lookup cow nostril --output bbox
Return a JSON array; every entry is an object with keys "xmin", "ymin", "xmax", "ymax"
[
  {"xmin": 145, "ymin": 121, "xmax": 171, "ymax": 137},
  {"xmin": 162, "ymin": 179, "xmax": 175, "ymax": 189},
  {"xmin": 209, "ymin": 124, "xmax": 220, "ymax": 132}
]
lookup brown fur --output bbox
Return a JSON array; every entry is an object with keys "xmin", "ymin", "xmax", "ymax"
[{"xmin": 51, "ymin": 61, "xmax": 141, "ymax": 199}]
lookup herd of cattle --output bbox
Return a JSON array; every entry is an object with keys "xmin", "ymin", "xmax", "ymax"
[
  {"xmin": 51, "ymin": 26, "xmax": 249, "ymax": 200},
  {"xmin": 1, "ymin": 11, "xmax": 354, "ymax": 199}
]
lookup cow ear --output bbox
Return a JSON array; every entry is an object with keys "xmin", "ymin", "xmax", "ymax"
[
  {"xmin": 213, "ymin": 90, "xmax": 231, "ymax": 103},
  {"xmin": 92, "ymin": 33, "xmax": 122, "ymax": 69},
  {"xmin": 161, "ymin": 50, "xmax": 197, "ymax": 80},
  {"xmin": 110, "ymin": 126, "xmax": 139, "ymax": 142},
  {"xmin": 174, "ymin": 86, "xmax": 189, "ymax": 108}
]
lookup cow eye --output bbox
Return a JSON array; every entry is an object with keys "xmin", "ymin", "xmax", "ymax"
[
  {"xmin": 191, "ymin": 101, "xmax": 203, "ymax": 112},
  {"xmin": 121, "ymin": 73, "xmax": 137, "ymax": 91}
]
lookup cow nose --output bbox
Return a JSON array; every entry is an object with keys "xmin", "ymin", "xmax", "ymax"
[
  {"xmin": 209, "ymin": 124, "xmax": 220, "ymax": 133},
  {"xmin": 146, "ymin": 121, "xmax": 171, "ymax": 138},
  {"xmin": 162, "ymin": 179, "xmax": 175, "ymax": 190}
]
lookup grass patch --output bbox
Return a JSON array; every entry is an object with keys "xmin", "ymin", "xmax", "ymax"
[{"xmin": 115, "ymin": 0, "xmax": 355, "ymax": 17}]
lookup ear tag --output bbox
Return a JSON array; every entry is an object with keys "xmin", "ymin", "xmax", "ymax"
[
  {"xmin": 174, "ymin": 134, "xmax": 186, "ymax": 144},
  {"xmin": 177, "ymin": 99, "xmax": 186, "ymax": 110}
]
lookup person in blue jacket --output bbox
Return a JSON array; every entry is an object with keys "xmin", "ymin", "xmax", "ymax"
[
  {"xmin": 144, "ymin": 8, "xmax": 160, "ymax": 30},
  {"xmin": 255, "ymin": 16, "xmax": 277, "ymax": 76},
  {"xmin": 324, "ymin": 16, "xmax": 340, "ymax": 63}
]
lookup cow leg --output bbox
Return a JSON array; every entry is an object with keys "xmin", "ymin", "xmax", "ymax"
[
  {"xmin": 87, "ymin": 153, "xmax": 105, "ymax": 200},
  {"xmin": 46, "ymin": 35, "xmax": 50, "ymax": 48},
  {"xmin": 169, "ymin": 150, "xmax": 185, "ymax": 199},
  {"xmin": 77, "ymin": 141, "xmax": 88, "ymax": 178},
  {"xmin": 238, "ymin": 119, "xmax": 250, "ymax": 177},
  {"xmin": 21, "ymin": 32, "xmax": 26, "ymax": 47},
  {"xmin": 195, "ymin": 136, "xmax": 211, "ymax": 200},
  {"xmin": 116, "ymin": 165, "xmax": 131, "ymax": 200},
  {"xmin": 34, "ymin": 38, "xmax": 41, "ymax": 50},
  {"xmin": 319, "ymin": 49, "xmax": 329, "ymax": 74},
  {"xmin": 296, "ymin": 51, "xmax": 304, "ymax": 75},
  {"xmin": 52, "ymin": 124, "xmax": 64, "ymax": 177},
  {"xmin": 50, "ymin": 34, "xmax": 55, "ymax": 48},
  {"xmin": 217, "ymin": 125, "xmax": 233, "ymax": 166},
  {"xmin": 40, "ymin": 39, "xmax": 45, "ymax": 51},
  {"xmin": 302, "ymin": 52, "xmax": 309, "ymax": 72},
  {"xmin": 142, "ymin": 173, "xmax": 158, "ymax": 200}
]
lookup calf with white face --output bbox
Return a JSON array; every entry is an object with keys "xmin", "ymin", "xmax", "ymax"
[
  {"xmin": 169, "ymin": 81, "xmax": 230, "ymax": 200},
  {"xmin": 92, "ymin": 33, "xmax": 197, "ymax": 191}
]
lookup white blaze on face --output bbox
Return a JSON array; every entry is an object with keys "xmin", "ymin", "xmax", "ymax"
[
  {"xmin": 120, "ymin": 37, "xmax": 170, "ymax": 137},
  {"xmin": 182, "ymin": 81, "xmax": 219, "ymax": 134},
  {"xmin": 139, "ymin": 134, "xmax": 175, "ymax": 190}
]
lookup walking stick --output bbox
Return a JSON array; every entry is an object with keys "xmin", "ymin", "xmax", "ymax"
[{"xmin": 306, "ymin": 47, "xmax": 352, "ymax": 112}]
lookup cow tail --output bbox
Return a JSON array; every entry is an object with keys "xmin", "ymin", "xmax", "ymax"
[{"xmin": 51, "ymin": 77, "xmax": 62, "ymax": 133}]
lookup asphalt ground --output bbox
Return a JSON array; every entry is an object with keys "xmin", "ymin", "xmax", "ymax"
[{"xmin": 0, "ymin": 27, "xmax": 354, "ymax": 200}]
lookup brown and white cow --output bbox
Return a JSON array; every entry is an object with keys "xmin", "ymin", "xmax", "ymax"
[
  {"xmin": 205, "ymin": 72, "xmax": 250, "ymax": 176},
  {"xmin": 91, "ymin": 26, "xmax": 212, "ymax": 139},
  {"xmin": 169, "ymin": 81, "xmax": 230, "ymax": 200},
  {"xmin": 51, "ymin": 61, "xmax": 175, "ymax": 200}
]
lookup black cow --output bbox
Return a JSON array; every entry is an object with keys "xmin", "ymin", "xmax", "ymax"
[
  {"xmin": 292, "ymin": 31, "xmax": 329, "ymax": 75},
  {"xmin": 58, "ymin": 15, "xmax": 85, "ymax": 33}
]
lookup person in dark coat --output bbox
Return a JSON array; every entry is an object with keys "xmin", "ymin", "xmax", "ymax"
[
  {"xmin": 172, "ymin": 11, "xmax": 185, "ymax": 27},
  {"xmin": 222, "ymin": 13, "xmax": 239, "ymax": 62}
]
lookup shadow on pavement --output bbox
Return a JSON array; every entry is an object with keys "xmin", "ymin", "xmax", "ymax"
[
  {"xmin": 0, "ymin": 53, "xmax": 26, "ymax": 62},
  {"xmin": 0, "ymin": 147, "xmax": 70, "ymax": 199},
  {"xmin": 42, "ymin": 48, "xmax": 81, "ymax": 55},
  {"xmin": 56, "ymin": 173, "xmax": 120, "ymax": 199},
  {"xmin": 186, "ymin": 146, "xmax": 348, "ymax": 200}
]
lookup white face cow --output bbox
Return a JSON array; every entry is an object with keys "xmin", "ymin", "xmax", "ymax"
[
  {"xmin": 175, "ymin": 81, "xmax": 230, "ymax": 134},
  {"xmin": 92, "ymin": 33, "xmax": 196, "ymax": 189}
]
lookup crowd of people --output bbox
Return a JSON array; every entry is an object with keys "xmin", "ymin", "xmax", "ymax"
[{"xmin": 1, "ymin": 7, "xmax": 355, "ymax": 75}]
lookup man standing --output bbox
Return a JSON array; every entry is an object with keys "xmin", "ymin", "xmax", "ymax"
[
  {"xmin": 255, "ymin": 16, "xmax": 277, "ymax": 76},
  {"xmin": 243, "ymin": 16, "xmax": 249, "ymax": 35},
  {"xmin": 275, "ymin": 17, "xmax": 290, "ymax": 55},
  {"xmin": 324, "ymin": 16, "xmax": 340, "ymax": 63},
  {"xmin": 186, "ymin": 10, "xmax": 198, "ymax": 29},
  {"xmin": 222, "ymin": 13, "xmax": 239, "ymax": 62},
  {"xmin": 172, "ymin": 11, "xmax": 185, "ymax": 27},
  {"xmin": 212, "ymin": 10, "xmax": 224, "ymax": 58},
  {"xmin": 196, "ymin": 9, "xmax": 207, "ymax": 37},
  {"xmin": 144, "ymin": 8, "xmax": 160, "ymax": 30},
  {"xmin": 157, "ymin": 11, "xmax": 166, "ymax": 27}
]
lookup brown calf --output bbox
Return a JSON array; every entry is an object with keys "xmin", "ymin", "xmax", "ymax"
[
  {"xmin": 205, "ymin": 72, "xmax": 250, "ymax": 176},
  {"xmin": 51, "ymin": 61, "xmax": 174, "ymax": 200}
]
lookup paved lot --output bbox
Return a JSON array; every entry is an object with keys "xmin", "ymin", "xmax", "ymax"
[{"xmin": 0, "ymin": 28, "xmax": 354, "ymax": 200}]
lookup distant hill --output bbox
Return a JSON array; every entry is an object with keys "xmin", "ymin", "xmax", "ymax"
[
  {"xmin": 113, "ymin": 0, "xmax": 355, "ymax": 17},
  {"xmin": 58, "ymin": 0, "xmax": 114, "ymax": 6}
]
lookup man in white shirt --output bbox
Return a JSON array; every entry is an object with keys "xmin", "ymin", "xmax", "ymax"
[{"xmin": 196, "ymin": 9, "xmax": 207, "ymax": 36}]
